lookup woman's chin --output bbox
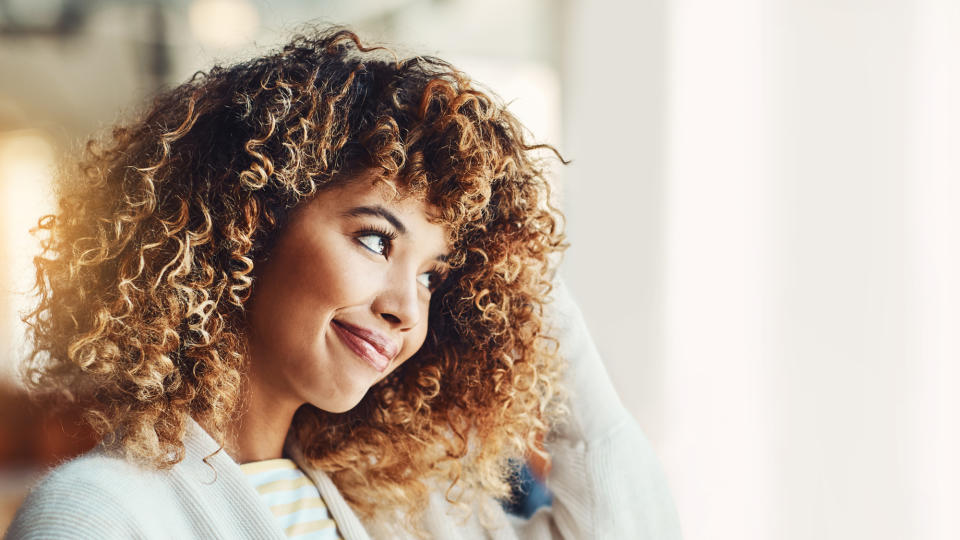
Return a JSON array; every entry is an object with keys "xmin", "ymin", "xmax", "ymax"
[{"xmin": 308, "ymin": 390, "xmax": 369, "ymax": 414}]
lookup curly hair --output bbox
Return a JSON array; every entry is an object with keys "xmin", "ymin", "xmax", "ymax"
[{"xmin": 23, "ymin": 27, "xmax": 566, "ymax": 525}]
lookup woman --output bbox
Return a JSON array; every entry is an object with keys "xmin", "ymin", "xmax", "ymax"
[{"xmin": 5, "ymin": 28, "xmax": 679, "ymax": 539}]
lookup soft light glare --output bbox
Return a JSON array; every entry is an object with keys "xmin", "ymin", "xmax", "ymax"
[
  {"xmin": 0, "ymin": 131, "xmax": 55, "ymax": 384},
  {"xmin": 662, "ymin": 1, "xmax": 773, "ymax": 539},
  {"xmin": 188, "ymin": 0, "xmax": 260, "ymax": 49}
]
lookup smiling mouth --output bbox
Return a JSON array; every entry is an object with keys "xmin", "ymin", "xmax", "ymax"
[{"xmin": 330, "ymin": 320, "xmax": 394, "ymax": 373}]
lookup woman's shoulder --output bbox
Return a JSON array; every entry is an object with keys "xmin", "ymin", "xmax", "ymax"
[
  {"xmin": 5, "ymin": 447, "xmax": 173, "ymax": 539},
  {"xmin": 30, "ymin": 445, "xmax": 164, "ymax": 496}
]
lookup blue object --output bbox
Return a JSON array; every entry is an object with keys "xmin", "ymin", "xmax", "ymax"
[{"xmin": 503, "ymin": 461, "xmax": 553, "ymax": 518}]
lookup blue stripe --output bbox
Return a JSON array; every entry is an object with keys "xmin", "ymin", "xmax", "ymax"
[
  {"xmin": 275, "ymin": 507, "xmax": 333, "ymax": 529},
  {"xmin": 245, "ymin": 467, "xmax": 305, "ymax": 487},
  {"xmin": 261, "ymin": 485, "xmax": 323, "ymax": 506}
]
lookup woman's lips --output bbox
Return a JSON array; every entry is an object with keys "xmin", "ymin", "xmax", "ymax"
[{"xmin": 330, "ymin": 320, "xmax": 397, "ymax": 373}]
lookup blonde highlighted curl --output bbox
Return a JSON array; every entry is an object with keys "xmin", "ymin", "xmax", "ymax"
[{"xmin": 23, "ymin": 27, "xmax": 567, "ymax": 525}]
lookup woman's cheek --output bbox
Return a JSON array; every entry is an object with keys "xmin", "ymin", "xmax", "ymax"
[{"xmin": 406, "ymin": 318, "xmax": 430, "ymax": 359}]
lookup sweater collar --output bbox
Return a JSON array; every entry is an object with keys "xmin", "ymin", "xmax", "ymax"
[
  {"xmin": 180, "ymin": 417, "xmax": 286, "ymax": 539},
  {"xmin": 182, "ymin": 416, "xmax": 371, "ymax": 540}
]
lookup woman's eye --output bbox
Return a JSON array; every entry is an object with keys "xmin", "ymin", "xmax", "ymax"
[
  {"xmin": 357, "ymin": 234, "xmax": 389, "ymax": 256},
  {"xmin": 417, "ymin": 271, "xmax": 438, "ymax": 291}
]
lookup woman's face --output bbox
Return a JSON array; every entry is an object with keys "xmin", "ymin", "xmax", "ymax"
[{"xmin": 244, "ymin": 172, "xmax": 450, "ymax": 414}]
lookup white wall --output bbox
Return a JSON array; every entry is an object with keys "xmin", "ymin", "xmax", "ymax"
[
  {"xmin": 560, "ymin": 0, "xmax": 670, "ymax": 442},
  {"xmin": 563, "ymin": 1, "xmax": 958, "ymax": 539}
]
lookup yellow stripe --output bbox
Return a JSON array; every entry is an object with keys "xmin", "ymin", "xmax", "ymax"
[
  {"xmin": 255, "ymin": 476, "xmax": 314, "ymax": 494},
  {"xmin": 285, "ymin": 518, "xmax": 337, "ymax": 536},
  {"xmin": 270, "ymin": 497, "xmax": 327, "ymax": 517},
  {"xmin": 238, "ymin": 458, "xmax": 298, "ymax": 475}
]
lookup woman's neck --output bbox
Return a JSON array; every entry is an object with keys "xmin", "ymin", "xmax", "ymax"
[{"xmin": 222, "ymin": 380, "xmax": 301, "ymax": 464}]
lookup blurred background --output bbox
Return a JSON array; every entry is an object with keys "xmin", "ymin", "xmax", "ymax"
[{"xmin": 1, "ymin": 0, "xmax": 959, "ymax": 539}]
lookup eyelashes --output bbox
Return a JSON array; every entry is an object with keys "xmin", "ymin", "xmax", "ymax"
[
  {"xmin": 354, "ymin": 225, "xmax": 446, "ymax": 291},
  {"xmin": 355, "ymin": 225, "xmax": 398, "ymax": 257}
]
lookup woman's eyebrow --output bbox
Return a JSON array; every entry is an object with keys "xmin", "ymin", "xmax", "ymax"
[
  {"xmin": 342, "ymin": 205, "xmax": 407, "ymax": 234},
  {"xmin": 344, "ymin": 205, "xmax": 448, "ymax": 261}
]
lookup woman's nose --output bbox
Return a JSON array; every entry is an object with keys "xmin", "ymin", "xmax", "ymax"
[{"xmin": 373, "ymin": 272, "xmax": 422, "ymax": 330}]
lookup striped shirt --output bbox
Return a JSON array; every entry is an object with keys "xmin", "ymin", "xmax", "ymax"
[{"xmin": 239, "ymin": 458, "xmax": 342, "ymax": 540}]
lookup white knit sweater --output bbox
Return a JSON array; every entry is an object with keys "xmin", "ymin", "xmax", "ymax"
[{"xmin": 4, "ymin": 281, "xmax": 681, "ymax": 539}]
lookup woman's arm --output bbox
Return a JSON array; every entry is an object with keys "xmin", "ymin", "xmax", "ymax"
[
  {"xmin": 4, "ymin": 458, "xmax": 148, "ymax": 540},
  {"xmin": 512, "ymin": 279, "xmax": 682, "ymax": 539}
]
